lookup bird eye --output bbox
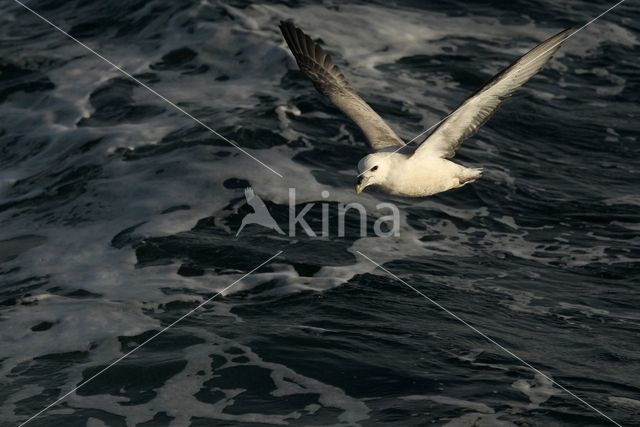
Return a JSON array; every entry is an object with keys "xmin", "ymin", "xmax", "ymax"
[{"xmin": 371, "ymin": 165, "xmax": 378, "ymax": 172}]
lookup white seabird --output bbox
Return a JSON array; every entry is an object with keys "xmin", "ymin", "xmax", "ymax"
[{"xmin": 279, "ymin": 21, "xmax": 571, "ymax": 197}]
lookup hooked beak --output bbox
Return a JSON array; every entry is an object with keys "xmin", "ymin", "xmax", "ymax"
[{"xmin": 355, "ymin": 175, "xmax": 371, "ymax": 194}]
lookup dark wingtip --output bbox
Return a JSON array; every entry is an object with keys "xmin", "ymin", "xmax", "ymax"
[
  {"xmin": 559, "ymin": 27, "xmax": 575, "ymax": 39},
  {"xmin": 279, "ymin": 19, "xmax": 297, "ymax": 42},
  {"xmin": 279, "ymin": 19, "xmax": 295, "ymax": 31}
]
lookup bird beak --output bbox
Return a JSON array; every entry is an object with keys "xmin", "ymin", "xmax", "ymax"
[{"xmin": 355, "ymin": 175, "xmax": 370, "ymax": 194}]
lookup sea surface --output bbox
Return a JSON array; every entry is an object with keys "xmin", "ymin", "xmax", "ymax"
[{"xmin": 1, "ymin": 0, "xmax": 639, "ymax": 426}]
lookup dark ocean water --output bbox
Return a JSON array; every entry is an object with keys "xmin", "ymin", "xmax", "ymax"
[{"xmin": 1, "ymin": 0, "xmax": 639, "ymax": 426}]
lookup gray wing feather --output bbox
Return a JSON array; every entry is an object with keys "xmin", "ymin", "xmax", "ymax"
[
  {"xmin": 279, "ymin": 21, "xmax": 404, "ymax": 151},
  {"xmin": 415, "ymin": 28, "xmax": 572, "ymax": 159}
]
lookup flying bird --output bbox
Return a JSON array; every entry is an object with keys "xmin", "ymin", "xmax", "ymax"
[{"xmin": 279, "ymin": 21, "xmax": 571, "ymax": 197}]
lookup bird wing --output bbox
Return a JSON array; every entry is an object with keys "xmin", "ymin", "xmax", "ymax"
[
  {"xmin": 414, "ymin": 28, "xmax": 572, "ymax": 160},
  {"xmin": 279, "ymin": 20, "xmax": 404, "ymax": 151}
]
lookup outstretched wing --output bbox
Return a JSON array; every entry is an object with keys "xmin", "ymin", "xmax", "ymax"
[
  {"xmin": 279, "ymin": 20, "xmax": 404, "ymax": 151},
  {"xmin": 414, "ymin": 28, "xmax": 572, "ymax": 159}
]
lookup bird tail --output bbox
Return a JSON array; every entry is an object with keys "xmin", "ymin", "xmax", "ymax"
[
  {"xmin": 459, "ymin": 168, "xmax": 483, "ymax": 186},
  {"xmin": 471, "ymin": 168, "xmax": 483, "ymax": 181}
]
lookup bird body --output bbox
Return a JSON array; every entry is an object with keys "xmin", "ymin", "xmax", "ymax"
[
  {"xmin": 358, "ymin": 151, "xmax": 482, "ymax": 197},
  {"xmin": 401, "ymin": 158, "xmax": 483, "ymax": 197},
  {"xmin": 279, "ymin": 21, "xmax": 571, "ymax": 197}
]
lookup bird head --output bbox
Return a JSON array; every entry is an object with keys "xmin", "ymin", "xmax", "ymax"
[{"xmin": 355, "ymin": 153, "xmax": 388, "ymax": 194}]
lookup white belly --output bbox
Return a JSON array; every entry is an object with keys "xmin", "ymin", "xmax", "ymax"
[{"xmin": 380, "ymin": 158, "xmax": 475, "ymax": 197}]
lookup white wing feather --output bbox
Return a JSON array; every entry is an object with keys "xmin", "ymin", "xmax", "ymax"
[{"xmin": 414, "ymin": 28, "xmax": 572, "ymax": 159}]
